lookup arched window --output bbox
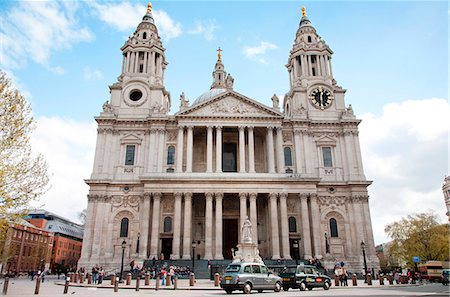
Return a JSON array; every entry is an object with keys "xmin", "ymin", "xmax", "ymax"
[
  {"xmin": 330, "ymin": 218, "xmax": 338, "ymax": 237},
  {"xmin": 163, "ymin": 217, "xmax": 172, "ymax": 233},
  {"xmin": 120, "ymin": 218, "xmax": 129, "ymax": 237},
  {"xmin": 167, "ymin": 146, "xmax": 175, "ymax": 165},
  {"xmin": 284, "ymin": 147, "xmax": 293, "ymax": 167},
  {"xmin": 143, "ymin": 32, "xmax": 147, "ymax": 39},
  {"xmin": 307, "ymin": 36, "xmax": 312, "ymax": 43},
  {"xmin": 288, "ymin": 217, "xmax": 297, "ymax": 233}
]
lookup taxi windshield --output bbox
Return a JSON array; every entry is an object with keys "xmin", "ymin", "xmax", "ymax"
[{"xmin": 226, "ymin": 265, "xmax": 241, "ymax": 272}]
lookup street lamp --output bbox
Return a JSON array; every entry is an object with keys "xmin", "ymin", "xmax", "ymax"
[
  {"xmin": 360, "ymin": 241, "xmax": 368, "ymax": 283},
  {"xmin": 136, "ymin": 232, "xmax": 140, "ymax": 254},
  {"xmin": 191, "ymin": 241, "xmax": 197, "ymax": 273},
  {"xmin": 292, "ymin": 240, "xmax": 299, "ymax": 266},
  {"xmin": 120, "ymin": 240, "xmax": 127, "ymax": 282}
]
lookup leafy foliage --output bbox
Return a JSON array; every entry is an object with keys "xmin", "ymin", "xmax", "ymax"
[
  {"xmin": 0, "ymin": 71, "xmax": 49, "ymax": 230},
  {"xmin": 384, "ymin": 212, "xmax": 449, "ymax": 268}
]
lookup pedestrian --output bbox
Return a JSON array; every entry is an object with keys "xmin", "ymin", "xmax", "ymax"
[
  {"xmin": 169, "ymin": 266, "xmax": 175, "ymax": 284},
  {"xmin": 342, "ymin": 267, "xmax": 348, "ymax": 286},
  {"xmin": 160, "ymin": 268, "xmax": 166, "ymax": 285},
  {"xmin": 92, "ymin": 266, "xmax": 99, "ymax": 284},
  {"xmin": 98, "ymin": 267, "xmax": 104, "ymax": 284}
]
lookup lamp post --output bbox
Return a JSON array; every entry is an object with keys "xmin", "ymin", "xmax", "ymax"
[
  {"xmin": 136, "ymin": 232, "xmax": 140, "ymax": 254},
  {"xmin": 191, "ymin": 241, "xmax": 197, "ymax": 273},
  {"xmin": 360, "ymin": 241, "xmax": 368, "ymax": 283},
  {"xmin": 325, "ymin": 233, "xmax": 330, "ymax": 254},
  {"xmin": 120, "ymin": 240, "xmax": 126, "ymax": 283},
  {"xmin": 292, "ymin": 240, "xmax": 299, "ymax": 266}
]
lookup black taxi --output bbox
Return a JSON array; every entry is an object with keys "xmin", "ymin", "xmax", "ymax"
[{"xmin": 279, "ymin": 264, "xmax": 331, "ymax": 291}]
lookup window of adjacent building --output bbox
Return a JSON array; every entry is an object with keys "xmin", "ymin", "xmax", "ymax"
[
  {"xmin": 284, "ymin": 147, "xmax": 293, "ymax": 167},
  {"xmin": 322, "ymin": 147, "xmax": 333, "ymax": 167},
  {"xmin": 125, "ymin": 145, "xmax": 136, "ymax": 165},
  {"xmin": 163, "ymin": 217, "xmax": 172, "ymax": 233},
  {"xmin": 120, "ymin": 218, "xmax": 129, "ymax": 237},
  {"xmin": 288, "ymin": 217, "xmax": 297, "ymax": 233},
  {"xmin": 330, "ymin": 218, "xmax": 338, "ymax": 237},
  {"xmin": 167, "ymin": 146, "xmax": 175, "ymax": 165}
]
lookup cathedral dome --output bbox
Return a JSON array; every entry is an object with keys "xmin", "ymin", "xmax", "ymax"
[{"xmin": 192, "ymin": 88, "xmax": 227, "ymax": 106}]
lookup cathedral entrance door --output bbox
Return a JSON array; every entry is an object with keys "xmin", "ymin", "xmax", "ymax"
[
  {"xmin": 223, "ymin": 219, "xmax": 238, "ymax": 259},
  {"xmin": 223, "ymin": 143, "xmax": 237, "ymax": 172},
  {"xmin": 161, "ymin": 238, "xmax": 172, "ymax": 260}
]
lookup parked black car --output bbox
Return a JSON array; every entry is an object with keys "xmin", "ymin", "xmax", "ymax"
[{"xmin": 279, "ymin": 264, "xmax": 331, "ymax": 291}]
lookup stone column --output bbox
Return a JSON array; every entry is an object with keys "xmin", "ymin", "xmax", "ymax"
[
  {"xmin": 293, "ymin": 130, "xmax": 303, "ymax": 173},
  {"xmin": 239, "ymin": 192, "xmax": 248, "ymax": 236},
  {"xmin": 239, "ymin": 126, "xmax": 246, "ymax": 173},
  {"xmin": 186, "ymin": 126, "xmax": 194, "ymax": 172},
  {"xmin": 79, "ymin": 197, "xmax": 95, "ymax": 262},
  {"xmin": 150, "ymin": 192, "xmax": 161, "ymax": 259},
  {"xmin": 172, "ymin": 192, "xmax": 182, "ymax": 259},
  {"xmin": 248, "ymin": 127, "xmax": 256, "ymax": 173},
  {"xmin": 149, "ymin": 52, "xmax": 155, "ymax": 75},
  {"xmin": 176, "ymin": 126, "xmax": 184, "ymax": 173},
  {"xmin": 328, "ymin": 56, "xmax": 333, "ymax": 77},
  {"xmin": 204, "ymin": 192, "xmax": 213, "ymax": 259},
  {"xmin": 182, "ymin": 193, "xmax": 192, "ymax": 259},
  {"xmin": 269, "ymin": 193, "xmax": 281, "ymax": 259},
  {"xmin": 215, "ymin": 126, "xmax": 222, "ymax": 173},
  {"xmin": 143, "ymin": 52, "xmax": 148, "ymax": 73},
  {"xmin": 214, "ymin": 193, "xmax": 224, "ymax": 259},
  {"xmin": 344, "ymin": 131, "xmax": 357, "ymax": 179},
  {"xmin": 362, "ymin": 197, "xmax": 376, "ymax": 256},
  {"xmin": 134, "ymin": 52, "xmax": 139, "ymax": 73},
  {"xmin": 300, "ymin": 194, "xmax": 312, "ymax": 259},
  {"xmin": 275, "ymin": 127, "xmax": 284, "ymax": 173},
  {"xmin": 302, "ymin": 132, "xmax": 312, "ymax": 176},
  {"xmin": 147, "ymin": 128, "xmax": 157, "ymax": 172},
  {"xmin": 279, "ymin": 192, "xmax": 291, "ymax": 259},
  {"xmin": 125, "ymin": 52, "xmax": 131, "ymax": 73},
  {"xmin": 266, "ymin": 127, "xmax": 275, "ymax": 173},
  {"xmin": 307, "ymin": 55, "xmax": 313, "ymax": 77},
  {"xmin": 353, "ymin": 132, "xmax": 365, "ymax": 177},
  {"xmin": 309, "ymin": 194, "xmax": 322, "ymax": 258},
  {"xmin": 249, "ymin": 193, "xmax": 258, "ymax": 244},
  {"xmin": 140, "ymin": 193, "xmax": 151, "ymax": 258},
  {"xmin": 206, "ymin": 126, "xmax": 213, "ymax": 173},
  {"xmin": 157, "ymin": 129, "xmax": 165, "ymax": 172},
  {"xmin": 352, "ymin": 196, "xmax": 364, "ymax": 249}
]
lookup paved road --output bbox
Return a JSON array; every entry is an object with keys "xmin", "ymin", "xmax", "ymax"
[{"xmin": 1, "ymin": 278, "xmax": 448, "ymax": 297}]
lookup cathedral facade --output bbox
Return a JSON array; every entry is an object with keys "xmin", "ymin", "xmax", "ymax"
[{"xmin": 79, "ymin": 5, "xmax": 379, "ymax": 272}]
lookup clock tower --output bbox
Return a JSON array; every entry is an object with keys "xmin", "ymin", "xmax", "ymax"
[{"xmin": 284, "ymin": 7, "xmax": 347, "ymax": 121}]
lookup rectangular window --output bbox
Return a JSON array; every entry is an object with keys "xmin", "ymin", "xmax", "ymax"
[
  {"xmin": 125, "ymin": 145, "xmax": 136, "ymax": 165},
  {"xmin": 322, "ymin": 147, "xmax": 333, "ymax": 167}
]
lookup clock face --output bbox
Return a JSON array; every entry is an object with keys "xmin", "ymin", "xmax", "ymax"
[{"xmin": 309, "ymin": 87, "xmax": 334, "ymax": 109}]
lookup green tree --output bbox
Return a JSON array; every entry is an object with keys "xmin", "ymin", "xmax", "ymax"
[
  {"xmin": 384, "ymin": 212, "xmax": 450, "ymax": 269},
  {"xmin": 0, "ymin": 71, "xmax": 49, "ymax": 234}
]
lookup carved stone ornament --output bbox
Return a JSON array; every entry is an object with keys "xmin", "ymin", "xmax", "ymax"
[
  {"xmin": 318, "ymin": 196, "xmax": 347, "ymax": 207},
  {"xmin": 87, "ymin": 194, "xmax": 110, "ymax": 202},
  {"xmin": 189, "ymin": 97, "xmax": 267, "ymax": 117},
  {"xmin": 111, "ymin": 195, "xmax": 140, "ymax": 211},
  {"xmin": 167, "ymin": 131, "xmax": 177, "ymax": 142},
  {"xmin": 283, "ymin": 131, "xmax": 293, "ymax": 142}
]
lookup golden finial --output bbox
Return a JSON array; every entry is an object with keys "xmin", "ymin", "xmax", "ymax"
[
  {"xmin": 217, "ymin": 47, "xmax": 223, "ymax": 61},
  {"xmin": 301, "ymin": 6, "xmax": 307, "ymax": 17},
  {"xmin": 147, "ymin": 2, "xmax": 152, "ymax": 14}
]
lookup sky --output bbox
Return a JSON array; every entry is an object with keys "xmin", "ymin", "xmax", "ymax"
[{"xmin": 0, "ymin": 0, "xmax": 448, "ymax": 245}]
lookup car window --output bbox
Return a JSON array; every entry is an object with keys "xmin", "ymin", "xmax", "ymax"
[
  {"xmin": 252, "ymin": 265, "xmax": 261, "ymax": 273},
  {"xmin": 311, "ymin": 268, "xmax": 319, "ymax": 275},
  {"xmin": 261, "ymin": 266, "xmax": 268, "ymax": 274},
  {"xmin": 283, "ymin": 267, "xmax": 296, "ymax": 273},
  {"xmin": 226, "ymin": 265, "xmax": 241, "ymax": 272},
  {"xmin": 244, "ymin": 265, "xmax": 252, "ymax": 273},
  {"xmin": 305, "ymin": 267, "xmax": 313, "ymax": 274}
]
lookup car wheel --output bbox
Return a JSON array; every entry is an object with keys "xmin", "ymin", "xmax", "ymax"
[
  {"xmin": 324, "ymin": 281, "xmax": 330, "ymax": 290},
  {"xmin": 243, "ymin": 283, "xmax": 252, "ymax": 294},
  {"xmin": 274, "ymin": 282, "xmax": 281, "ymax": 292},
  {"xmin": 283, "ymin": 286, "xmax": 289, "ymax": 291},
  {"xmin": 299, "ymin": 282, "xmax": 306, "ymax": 291},
  {"xmin": 225, "ymin": 289, "xmax": 233, "ymax": 294}
]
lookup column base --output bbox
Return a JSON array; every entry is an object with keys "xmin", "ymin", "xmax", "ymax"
[
  {"xmin": 181, "ymin": 255, "xmax": 191, "ymax": 260},
  {"xmin": 214, "ymin": 255, "xmax": 224, "ymax": 260},
  {"xmin": 271, "ymin": 255, "xmax": 281, "ymax": 260}
]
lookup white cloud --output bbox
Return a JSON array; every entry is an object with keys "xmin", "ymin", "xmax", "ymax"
[
  {"xmin": 83, "ymin": 67, "xmax": 104, "ymax": 81},
  {"xmin": 31, "ymin": 117, "xmax": 97, "ymax": 224},
  {"xmin": 359, "ymin": 98, "xmax": 450, "ymax": 244},
  {"xmin": 188, "ymin": 19, "xmax": 217, "ymax": 41},
  {"xmin": 90, "ymin": 2, "xmax": 182, "ymax": 41},
  {"xmin": 0, "ymin": 2, "xmax": 93, "ymax": 71},
  {"xmin": 243, "ymin": 41, "xmax": 277, "ymax": 64}
]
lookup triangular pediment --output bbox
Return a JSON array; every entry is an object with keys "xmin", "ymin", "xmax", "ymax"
[
  {"xmin": 315, "ymin": 135, "xmax": 336, "ymax": 146},
  {"xmin": 120, "ymin": 133, "xmax": 142, "ymax": 144},
  {"xmin": 177, "ymin": 91, "xmax": 282, "ymax": 118}
]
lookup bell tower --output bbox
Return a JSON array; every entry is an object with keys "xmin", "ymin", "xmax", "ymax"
[
  {"xmin": 106, "ymin": 2, "xmax": 171, "ymax": 118},
  {"xmin": 284, "ymin": 7, "xmax": 347, "ymax": 121}
]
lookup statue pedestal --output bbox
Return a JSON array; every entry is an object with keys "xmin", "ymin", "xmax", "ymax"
[{"xmin": 237, "ymin": 243, "xmax": 257, "ymax": 263}]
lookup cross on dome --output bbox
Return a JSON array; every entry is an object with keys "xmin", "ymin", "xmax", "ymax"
[
  {"xmin": 147, "ymin": 2, "xmax": 152, "ymax": 14},
  {"xmin": 217, "ymin": 47, "xmax": 223, "ymax": 61}
]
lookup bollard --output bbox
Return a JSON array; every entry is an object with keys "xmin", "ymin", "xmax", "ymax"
[
  {"xmin": 34, "ymin": 276, "xmax": 41, "ymax": 295},
  {"xmin": 166, "ymin": 273, "xmax": 170, "ymax": 286},
  {"xmin": 126, "ymin": 273, "xmax": 131, "ymax": 286},
  {"xmin": 173, "ymin": 275, "xmax": 178, "ymax": 290},
  {"xmin": 114, "ymin": 277, "xmax": 119, "ymax": 292},
  {"xmin": 110, "ymin": 274, "xmax": 115, "ymax": 285},
  {"xmin": 73, "ymin": 272, "xmax": 78, "ymax": 283},
  {"xmin": 145, "ymin": 272, "xmax": 150, "ymax": 286},
  {"xmin": 352, "ymin": 274, "xmax": 357, "ymax": 286},
  {"xmin": 189, "ymin": 273, "xmax": 195, "ymax": 287},
  {"xmin": 367, "ymin": 273, "xmax": 372, "ymax": 285},
  {"xmin": 135, "ymin": 275, "xmax": 140, "ymax": 291},
  {"xmin": 214, "ymin": 273, "xmax": 220, "ymax": 287},
  {"xmin": 379, "ymin": 275, "xmax": 384, "ymax": 285},
  {"xmin": 80, "ymin": 273, "xmax": 84, "ymax": 284},
  {"xmin": 88, "ymin": 273, "xmax": 92, "ymax": 284},
  {"xmin": 3, "ymin": 276, "xmax": 9, "ymax": 295},
  {"xmin": 334, "ymin": 274, "xmax": 340, "ymax": 286},
  {"xmin": 388, "ymin": 275, "xmax": 394, "ymax": 285},
  {"xmin": 155, "ymin": 276, "xmax": 160, "ymax": 291},
  {"xmin": 63, "ymin": 277, "xmax": 70, "ymax": 294}
]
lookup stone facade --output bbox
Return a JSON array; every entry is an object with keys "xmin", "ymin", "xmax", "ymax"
[
  {"xmin": 443, "ymin": 176, "xmax": 450, "ymax": 221},
  {"xmin": 78, "ymin": 6, "xmax": 379, "ymax": 272}
]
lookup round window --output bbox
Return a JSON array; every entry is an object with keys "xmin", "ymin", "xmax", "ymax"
[{"xmin": 129, "ymin": 90, "xmax": 143, "ymax": 101}]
